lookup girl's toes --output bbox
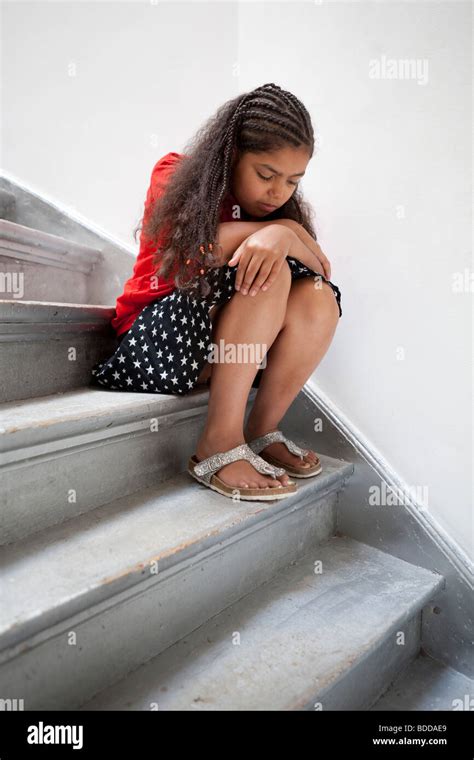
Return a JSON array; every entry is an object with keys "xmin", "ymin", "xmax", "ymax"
[{"xmin": 268, "ymin": 478, "xmax": 283, "ymax": 488}]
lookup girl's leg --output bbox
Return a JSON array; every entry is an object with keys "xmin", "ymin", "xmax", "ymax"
[
  {"xmin": 195, "ymin": 303, "xmax": 222, "ymax": 385},
  {"xmin": 195, "ymin": 262, "xmax": 293, "ymax": 490},
  {"xmin": 244, "ymin": 278, "xmax": 340, "ymax": 469}
]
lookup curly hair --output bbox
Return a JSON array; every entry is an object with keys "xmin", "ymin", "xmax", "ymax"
[{"xmin": 134, "ymin": 82, "xmax": 317, "ymax": 302}]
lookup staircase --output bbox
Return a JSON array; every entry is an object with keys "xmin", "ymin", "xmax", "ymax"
[{"xmin": 0, "ymin": 191, "xmax": 450, "ymax": 712}]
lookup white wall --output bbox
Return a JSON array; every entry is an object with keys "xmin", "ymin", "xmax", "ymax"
[
  {"xmin": 238, "ymin": 1, "xmax": 472, "ymax": 561},
  {"xmin": 3, "ymin": 1, "xmax": 472, "ymax": 559}
]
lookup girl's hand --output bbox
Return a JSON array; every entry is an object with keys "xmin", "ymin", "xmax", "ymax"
[
  {"xmin": 228, "ymin": 224, "xmax": 295, "ymax": 296},
  {"xmin": 271, "ymin": 219, "xmax": 332, "ymax": 280}
]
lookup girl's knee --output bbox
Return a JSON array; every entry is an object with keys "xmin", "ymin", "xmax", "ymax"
[
  {"xmin": 317, "ymin": 282, "xmax": 340, "ymax": 324},
  {"xmin": 293, "ymin": 277, "xmax": 340, "ymax": 323}
]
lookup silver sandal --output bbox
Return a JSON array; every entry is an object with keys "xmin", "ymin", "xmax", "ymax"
[
  {"xmin": 247, "ymin": 430, "xmax": 322, "ymax": 478},
  {"xmin": 188, "ymin": 442, "xmax": 297, "ymax": 501}
]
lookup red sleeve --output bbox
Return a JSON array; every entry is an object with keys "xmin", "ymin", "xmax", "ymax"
[
  {"xmin": 110, "ymin": 153, "xmax": 184, "ymax": 336},
  {"xmin": 142, "ymin": 151, "xmax": 183, "ymax": 230}
]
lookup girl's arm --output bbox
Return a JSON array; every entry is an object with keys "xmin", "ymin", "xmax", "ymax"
[
  {"xmin": 215, "ymin": 221, "xmax": 281, "ymax": 264},
  {"xmin": 270, "ymin": 219, "xmax": 331, "ymax": 280},
  {"xmin": 216, "ymin": 220, "xmax": 330, "ymax": 280}
]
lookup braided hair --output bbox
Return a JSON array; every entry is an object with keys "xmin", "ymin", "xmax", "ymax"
[{"xmin": 137, "ymin": 83, "xmax": 316, "ymax": 302}]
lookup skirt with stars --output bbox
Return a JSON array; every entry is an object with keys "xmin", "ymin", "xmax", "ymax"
[{"xmin": 90, "ymin": 256, "xmax": 342, "ymax": 397}]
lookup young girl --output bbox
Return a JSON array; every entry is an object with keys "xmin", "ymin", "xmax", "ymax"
[{"xmin": 91, "ymin": 82, "xmax": 342, "ymax": 503}]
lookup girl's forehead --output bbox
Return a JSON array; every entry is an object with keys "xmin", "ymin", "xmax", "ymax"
[{"xmin": 240, "ymin": 148, "xmax": 310, "ymax": 173}]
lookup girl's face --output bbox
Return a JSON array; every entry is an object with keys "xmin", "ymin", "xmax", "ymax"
[{"xmin": 230, "ymin": 145, "xmax": 311, "ymax": 219}]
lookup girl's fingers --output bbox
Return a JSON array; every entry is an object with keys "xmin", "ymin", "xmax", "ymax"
[
  {"xmin": 228, "ymin": 249, "xmax": 242, "ymax": 266},
  {"xmin": 248, "ymin": 263, "xmax": 274, "ymax": 296},
  {"xmin": 233, "ymin": 255, "xmax": 250, "ymax": 291},
  {"xmin": 314, "ymin": 255, "xmax": 330, "ymax": 281},
  {"xmin": 259, "ymin": 263, "xmax": 282, "ymax": 293},
  {"xmin": 237, "ymin": 256, "xmax": 262, "ymax": 294},
  {"xmin": 320, "ymin": 254, "xmax": 331, "ymax": 280}
]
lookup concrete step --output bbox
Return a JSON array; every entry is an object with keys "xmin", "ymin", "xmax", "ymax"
[
  {"xmin": 0, "ymin": 188, "xmax": 16, "ymax": 221},
  {"xmin": 0, "ymin": 299, "xmax": 117, "ymax": 402},
  {"xmin": 0, "ymin": 384, "xmax": 221, "ymax": 544},
  {"xmin": 0, "ymin": 456, "xmax": 354, "ymax": 709},
  {"xmin": 77, "ymin": 536, "xmax": 444, "ymax": 711},
  {"xmin": 0, "ymin": 219, "xmax": 103, "ymax": 304},
  {"xmin": 370, "ymin": 652, "xmax": 474, "ymax": 710}
]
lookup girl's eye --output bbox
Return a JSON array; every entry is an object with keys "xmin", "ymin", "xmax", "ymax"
[{"xmin": 257, "ymin": 171, "xmax": 298, "ymax": 187}]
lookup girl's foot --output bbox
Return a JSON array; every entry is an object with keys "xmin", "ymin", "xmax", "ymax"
[
  {"xmin": 243, "ymin": 425, "xmax": 319, "ymax": 470},
  {"xmin": 195, "ymin": 434, "xmax": 292, "ymax": 491}
]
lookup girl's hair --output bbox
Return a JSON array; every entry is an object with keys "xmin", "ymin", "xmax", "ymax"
[{"xmin": 134, "ymin": 82, "xmax": 316, "ymax": 301}]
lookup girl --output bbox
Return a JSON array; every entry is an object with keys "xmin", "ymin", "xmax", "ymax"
[{"xmin": 91, "ymin": 82, "xmax": 342, "ymax": 503}]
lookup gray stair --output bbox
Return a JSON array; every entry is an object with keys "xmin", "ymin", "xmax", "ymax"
[
  {"xmin": 0, "ymin": 188, "xmax": 16, "ymax": 221},
  {"xmin": 77, "ymin": 536, "xmax": 443, "ymax": 711},
  {"xmin": 0, "ymin": 219, "xmax": 103, "ymax": 304},
  {"xmin": 0, "ymin": 385, "xmax": 224, "ymax": 545},
  {"xmin": 0, "ymin": 300, "xmax": 117, "ymax": 402},
  {"xmin": 0, "ymin": 455, "xmax": 354, "ymax": 710},
  {"xmin": 370, "ymin": 652, "xmax": 474, "ymax": 711}
]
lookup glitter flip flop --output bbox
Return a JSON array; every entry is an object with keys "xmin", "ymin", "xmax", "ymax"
[
  {"xmin": 188, "ymin": 442, "xmax": 297, "ymax": 501},
  {"xmin": 247, "ymin": 430, "xmax": 322, "ymax": 478}
]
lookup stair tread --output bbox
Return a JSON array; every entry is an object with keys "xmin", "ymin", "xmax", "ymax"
[
  {"xmin": 0, "ymin": 385, "xmax": 211, "ymax": 440},
  {"xmin": 0, "ymin": 454, "xmax": 353, "ymax": 654},
  {"xmin": 370, "ymin": 653, "xmax": 474, "ymax": 710},
  {"xmin": 78, "ymin": 535, "xmax": 443, "ymax": 711},
  {"xmin": 0, "ymin": 219, "xmax": 103, "ymax": 258},
  {"xmin": 0, "ymin": 299, "xmax": 115, "ymax": 319}
]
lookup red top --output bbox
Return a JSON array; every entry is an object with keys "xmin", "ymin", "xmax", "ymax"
[{"xmin": 111, "ymin": 151, "xmax": 242, "ymax": 337}]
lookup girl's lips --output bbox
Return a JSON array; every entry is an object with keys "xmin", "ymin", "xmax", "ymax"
[{"xmin": 258, "ymin": 202, "xmax": 278, "ymax": 211}]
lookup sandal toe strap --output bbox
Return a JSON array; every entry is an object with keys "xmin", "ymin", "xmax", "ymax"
[
  {"xmin": 248, "ymin": 430, "xmax": 309, "ymax": 458},
  {"xmin": 193, "ymin": 443, "xmax": 286, "ymax": 485}
]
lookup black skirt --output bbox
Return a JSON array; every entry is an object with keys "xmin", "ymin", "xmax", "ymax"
[{"xmin": 90, "ymin": 257, "xmax": 342, "ymax": 396}]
